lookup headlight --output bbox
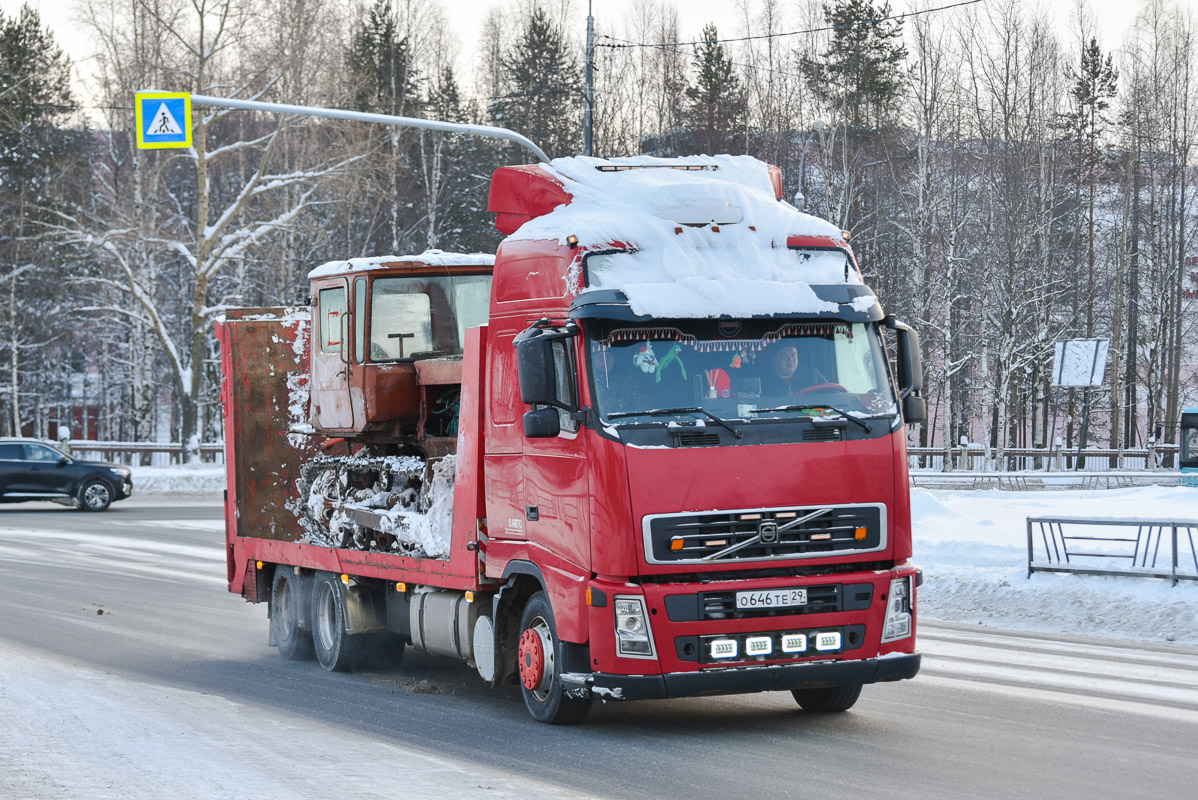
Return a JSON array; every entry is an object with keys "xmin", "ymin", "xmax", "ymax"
[
  {"xmin": 109, "ymin": 467, "xmax": 131, "ymax": 477},
  {"xmin": 881, "ymin": 576, "xmax": 913, "ymax": 642},
  {"xmin": 614, "ymin": 596, "xmax": 656, "ymax": 659}
]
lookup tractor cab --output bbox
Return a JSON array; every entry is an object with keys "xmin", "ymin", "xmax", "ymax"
[
  {"xmin": 307, "ymin": 254, "xmax": 494, "ymax": 447},
  {"xmin": 1181, "ymin": 408, "xmax": 1198, "ymax": 486}
]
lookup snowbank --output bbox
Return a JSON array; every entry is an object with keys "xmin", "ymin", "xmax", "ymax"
[
  {"xmin": 131, "ymin": 465, "xmax": 226, "ymax": 494},
  {"xmin": 913, "ymin": 486, "xmax": 1198, "ymax": 645}
]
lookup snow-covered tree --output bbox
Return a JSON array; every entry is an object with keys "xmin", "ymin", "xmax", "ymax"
[
  {"xmin": 51, "ymin": 0, "xmax": 356, "ymax": 458},
  {"xmin": 684, "ymin": 24, "xmax": 747, "ymax": 155},
  {"xmin": 492, "ymin": 4, "xmax": 582, "ymax": 158},
  {"xmin": 0, "ymin": 3, "xmax": 84, "ymax": 436}
]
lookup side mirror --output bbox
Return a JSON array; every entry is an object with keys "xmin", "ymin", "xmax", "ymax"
[
  {"xmin": 515, "ymin": 334, "xmax": 558, "ymax": 407},
  {"xmin": 57, "ymin": 456, "xmax": 69, "ymax": 467},
  {"xmin": 523, "ymin": 407, "xmax": 561, "ymax": 438},
  {"xmin": 895, "ymin": 325, "xmax": 923, "ymax": 397},
  {"xmin": 903, "ymin": 395, "xmax": 927, "ymax": 426},
  {"xmin": 885, "ymin": 317, "xmax": 925, "ymax": 424},
  {"xmin": 514, "ymin": 321, "xmax": 578, "ymax": 411}
]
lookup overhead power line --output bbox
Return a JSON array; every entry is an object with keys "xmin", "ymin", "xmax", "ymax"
[{"xmin": 595, "ymin": 0, "xmax": 983, "ymax": 50}]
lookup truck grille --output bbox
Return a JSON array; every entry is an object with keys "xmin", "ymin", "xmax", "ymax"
[
  {"xmin": 643, "ymin": 503, "xmax": 885, "ymax": 564},
  {"xmin": 664, "ymin": 582, "xmax": 873, "ymax": 621}
]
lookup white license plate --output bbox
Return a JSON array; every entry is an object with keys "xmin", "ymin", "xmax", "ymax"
[{"xmin": 735, "ymin": 587, "xmax": 808, "ymax": 610}]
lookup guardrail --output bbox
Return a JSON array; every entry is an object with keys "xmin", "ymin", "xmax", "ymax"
[
  {"xmin": 1027, "ymin": 515, "xmax": 1198, "ymax": 585},
  {"xmin": 58, "ymin": 440, "xmax": 225, "ymax": 467},
  {"xmin": 910, "ymin": 444, "xmax": 1178, "ymax": 473},
  {"xmin": 911, "ymin": 470, "xmax": 1178, "ymax": 490}
]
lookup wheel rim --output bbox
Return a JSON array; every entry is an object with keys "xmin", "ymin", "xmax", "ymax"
[
  {"xmin": 518, "ymin": 617, "xmax": 554, "ymax": 700},
  {"xmin": 316, "ymin": 582, "xmax": 338, "ymax": 652},
  {"xmin": 83, "ymin": 483, "xmax": 110, "ymax": 509},
  {"xmin": 276, "ymin": 580, "xmax": 295, "ymax": 640}
]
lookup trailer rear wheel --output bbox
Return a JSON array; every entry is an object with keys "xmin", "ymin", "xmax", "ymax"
[
  {"xmin": 791, "ymin": 683, "xmax": 863, "ymax": 712},
  {"xmin": 311, "ymin": 571, "xmax": 366, "ymax": 671},
  {"xmin": 518, "ymin": 592, "xmax": 591, "ymax": 725},
  {"xmin": 271, "ymin": 566, "xmax": 312, "ymax": 660}
]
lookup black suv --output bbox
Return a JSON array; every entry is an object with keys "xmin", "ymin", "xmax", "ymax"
[{"xmin": 0, "ymin": 439, "xmax": 133, "ymax": 511}]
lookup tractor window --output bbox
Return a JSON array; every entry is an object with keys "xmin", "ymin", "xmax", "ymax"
[
  {"xmin": 372, "ymin": 292, "xmax": 433, "ymax": 359},
  {"xmin": 319, "ymin": 286, "xmax": 347, "ymax": 354},
  {"xmin": 451, "ymin": 277, "xmax": 492, "ymax": 343},
  {"xmin": 354, "ymin": 278, "xmax": 367, "ymax": 363},
  {"xmin": 369, "ymin": 274, "xmax": 492, "ymax": 360}
]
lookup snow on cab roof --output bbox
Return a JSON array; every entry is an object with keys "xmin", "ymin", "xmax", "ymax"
[
  {"xmin": 307, "ymin": 249, "xmax": 495, "ymax": 280},
  {"xmin": 505, "ymin": 155, "xmax": 864, "ymax": 319}
]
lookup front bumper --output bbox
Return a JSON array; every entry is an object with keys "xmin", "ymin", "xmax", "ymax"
[{"xmin": 564, "ymin": 652, "xmax": 921, "ymax": 701}]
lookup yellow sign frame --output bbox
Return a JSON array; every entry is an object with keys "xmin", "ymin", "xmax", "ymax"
[{"xmin": 135, "ymin": 92, "xmax": 193, "ymax": 150}]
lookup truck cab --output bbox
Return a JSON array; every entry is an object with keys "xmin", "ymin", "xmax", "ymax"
[{"xmin": 481, "ymin": 156, "xmax": 923, "ymax": 718}]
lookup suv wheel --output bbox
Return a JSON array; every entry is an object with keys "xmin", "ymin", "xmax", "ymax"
[{"xmin": 79, "ymin": 480, "xmax": 113, "ymax": 512}]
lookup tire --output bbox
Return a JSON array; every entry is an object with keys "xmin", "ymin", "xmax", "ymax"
[
  {"xmin": 517, "ymin": 592, "xmax": 591, "ymax": 725},
  {"xmin": 791, "ymin": 683, "xmax": 863, "ymax": 712},
  {"xmin": 310, "ymin": 571, "xmax": 366, "ymax": 671},
  {"xmin": 78, "ymin": 480, "xmax": 113, "ymax": 512},
  {"xmin": 270, "ymin": 566, "xmax": 313, "ymax": 660}
]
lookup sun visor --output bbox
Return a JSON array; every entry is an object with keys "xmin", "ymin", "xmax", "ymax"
[{"xmin": 571, "ymin": 285, "xmax": 883, "ymax": 322}]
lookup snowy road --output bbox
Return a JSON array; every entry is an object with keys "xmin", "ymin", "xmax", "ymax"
[{"xmin": 0, "ymin": 495, "xmax": 1195, "ymax": 799}]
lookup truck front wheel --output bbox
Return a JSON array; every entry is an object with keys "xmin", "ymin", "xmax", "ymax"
[
  {"xmin": 271, "ymin": 566, "xmax": 312, "ymax": 660},
  {"xmin": 518, "ymin": 592, "xmax": 591, "ymax": 725},
  {"xmin": 791, "ymin": 683, "xmax": 863, "ymax": 712},
  {"xmin": 311, "ymin": 571, "xmax": 366, "ymax": 671}
]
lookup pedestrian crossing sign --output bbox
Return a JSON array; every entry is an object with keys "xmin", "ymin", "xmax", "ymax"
[{"xmin": 135, "ymin": 92, "xmax": 192, "ymax": 150}]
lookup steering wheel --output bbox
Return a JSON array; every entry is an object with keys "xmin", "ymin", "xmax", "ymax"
[{"xmin": 795, "ymin": 382, "xmax": 847, "ymax": 396}]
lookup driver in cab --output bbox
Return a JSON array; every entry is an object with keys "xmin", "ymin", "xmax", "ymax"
[{"xmin": 760, "ymin": 342, "xmax": 825, "ymax": 395}]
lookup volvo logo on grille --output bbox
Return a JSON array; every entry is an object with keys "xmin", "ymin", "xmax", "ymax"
[{"xmin": 758, "ymin": 520, "xmax": 779, "ymax": 544}]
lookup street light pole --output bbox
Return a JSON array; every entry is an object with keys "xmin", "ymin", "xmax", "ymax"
[
  {"xmin": 583, "ymin": 0, "xmax": 595, "ymax": 156},
  {"xmin": 795, "ymin": 118, "xmax": 825, "ymax": 210},
  {"xmin": 188, "ymin": 94, "xmax": 550, "ymax": 163}
]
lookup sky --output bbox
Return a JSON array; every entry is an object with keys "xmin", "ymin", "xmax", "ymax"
[{"xmin": 0, "ymin": 0, "xmax": 1145, "ymax": 120}]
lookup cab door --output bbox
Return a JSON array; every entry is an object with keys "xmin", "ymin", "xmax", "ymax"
[
  {"xmin": 519, "ymin": 329, "xmax": 590, "ymax": 571},
  {"xmin": 310, "ymin": 279, "xmax": 355, "ymax": 431},
  {"xmin": 347, "ymin": 276, "xmax": 368, "ymax": 425}
]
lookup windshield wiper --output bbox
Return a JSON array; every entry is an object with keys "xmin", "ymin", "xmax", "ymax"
[
  {"xmin": 608, "ymin": 407, "xmax": 743, "ymax": 439},
  {"xmin": 749, "ymin": 403, "xmax": 873, "ymax": 433}
]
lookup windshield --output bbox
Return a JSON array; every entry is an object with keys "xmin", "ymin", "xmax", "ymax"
[
  {"xmin": 370, "ymin": 274, "xmax": 492, "ymax": 360},
  {"xmin": 588, "ymin": 319, "xmax": 897, "ymax": 424}
]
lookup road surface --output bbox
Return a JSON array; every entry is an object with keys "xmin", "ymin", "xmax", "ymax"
[{"xmin": 1, "ymin": 495, "xmax": 1195, "ymax": 799}]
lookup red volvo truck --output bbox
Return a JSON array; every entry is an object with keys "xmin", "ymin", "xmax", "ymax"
[{"xmin": 216, "ymin": 155, "xmax": 925, "ymax": 723}]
